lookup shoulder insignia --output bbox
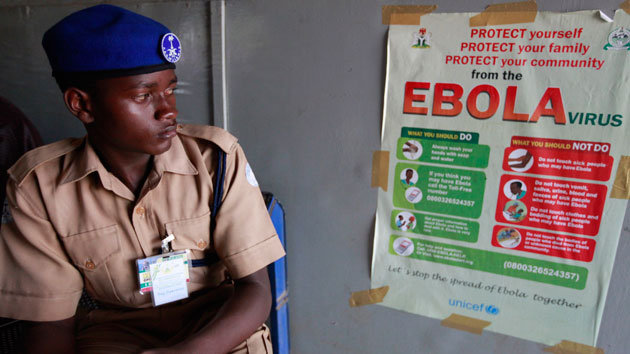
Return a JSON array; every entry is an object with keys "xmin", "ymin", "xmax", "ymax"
[
  {"xmin": 176, "ymin": 124, "xmax": 238, "ymax": 153},
  {"xmin": 8, "ymin": 138, "xmax": 83, "ymax": 185}
]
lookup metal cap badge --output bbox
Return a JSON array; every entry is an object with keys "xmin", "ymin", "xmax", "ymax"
[{"xmin": 161, "ymin": 33, "xmax": 182, "ymax": 63}]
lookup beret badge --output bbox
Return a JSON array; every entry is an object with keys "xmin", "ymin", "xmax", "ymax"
[{"xmin": 161, "ymin": 33, "xmax": 182, "ymax": 63}]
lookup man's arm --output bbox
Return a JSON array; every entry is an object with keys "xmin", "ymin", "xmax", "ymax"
[
  {"xmin": 142, "ymin": 267, "xmax": 272, "ymax": 354},
  {"xmin": 22, "ymin": 316, "xmax": 76, "ymax": 354}
]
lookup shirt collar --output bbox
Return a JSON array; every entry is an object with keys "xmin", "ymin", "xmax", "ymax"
[
  {"xmin": 59, "ymin": 137, "xmax": 107, "ymax": 186},
  {"xmin": 59, "ymin": 135, "xmax": 198, "ymax": 194},
  {"xmin": 153, "ymin": 134, "xmax": 198, "ymax": 177}
]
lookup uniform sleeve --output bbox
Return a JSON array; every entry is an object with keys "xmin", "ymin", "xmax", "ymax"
[
  {"xmin": 0, "ymin": 177, "xmax": 83, "ymax": 321},
  {"xmin": 213, "ymin": 144, "xmax": 285, "ymax": 279}
]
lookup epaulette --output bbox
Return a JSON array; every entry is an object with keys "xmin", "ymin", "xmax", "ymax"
[
  {"xmin": 176, "ymin": 124, "xmax": 238, "ymax": 153},
  {"xmin": 8, "ymin": 138, "xmax": 83, "ymax": 185}
]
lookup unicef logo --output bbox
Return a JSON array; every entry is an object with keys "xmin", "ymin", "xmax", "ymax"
[
  {"xmin": 448, "ymin": 299, "xmax": 500, "ymax": 315},
  {"xmin": 485, "ymin": 305, "xmax": 500, "ymax": 315},
  {"xmin": 161, "ymin": 33, "xmax": 182, "ymax": 63}
]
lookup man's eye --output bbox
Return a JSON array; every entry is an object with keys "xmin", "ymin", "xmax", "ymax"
[
  {"xmin": 165, "ymin": 87, "xmax": 178, "ymax": 95},
  {"xmin": 134, "ymin": 93, "xmax": 151, "ymax": 102}
]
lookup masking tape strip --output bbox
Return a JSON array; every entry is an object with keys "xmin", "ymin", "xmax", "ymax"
[
  {"xmin": 622, "ymin": 0, "xmax": 630, "ymax": 15},
  {"xmin": 544, "ymin": 340, "xmax": 604, "ymax": 354},
  {"xmin": 382, "ymin": 5, "xmax": 438, "ymax": 25},
  {"xmin": 470, "ymin": 0, "xmax": 537, "ymax": 27},
  {"xmin": 371, "ymin": 151, "xmax": 390, "ymax": 191},
  {"xmin": 440, "ymin": 314, "xmax": 491, "ymax": 335},
  {"xmin": 349, "ymin": 286, "xmax": 389, "ymax": 307},
  {"xmin": 611, "ymin": 156, "xmax": 630, "ymax": 199}
]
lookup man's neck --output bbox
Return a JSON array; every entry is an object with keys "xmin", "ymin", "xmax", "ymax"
[{"xmin": 89, "ymin": 138, "xmax": 153, "ymax": 198}]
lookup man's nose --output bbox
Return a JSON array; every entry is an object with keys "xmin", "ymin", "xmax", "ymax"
[{"xmin": 155, "ymin": 94, "xmax": 178, "ymax": 121}]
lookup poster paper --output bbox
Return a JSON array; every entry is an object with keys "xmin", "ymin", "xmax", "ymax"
[{"xmin": 371, "ymin": 10, "xmax": 630, "ymax": 345}]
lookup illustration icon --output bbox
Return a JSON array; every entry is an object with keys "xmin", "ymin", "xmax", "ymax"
[
  {"xmin": 393, "ymin": 237, "xmax": 414, "ymax": 256},
  {"xmin": 503, "ymin": 179, "xmax": 527, "ymax": 200},
  {"xmin": 395, "ymin": 211, "xmax": 417, "ymax": 232},
  {"xmin": 507, "ymin": 149, "xmax": 534, "ymax": 172},
  {"xmin": 400, "ymin": 168, "xmax": 419, "ymax": 187},
  {"xmin": 402, "ymin": 140, "xmax": 423, "ymax": 160},
  {"xmin": 502, "ymin": 200, "xmax": 527, "ymax": 222},
  {"xmin": 496, "ymin": 227, "xmax": 522, "ymax": 248},
  {"xmin": 405, "ymin": 187, "xmax": 423, "ymax": 204}
]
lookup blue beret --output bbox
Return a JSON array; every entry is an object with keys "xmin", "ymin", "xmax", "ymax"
[{"xmin": 42, "ymin": 4, "xmax": 181, "ymax": 78}]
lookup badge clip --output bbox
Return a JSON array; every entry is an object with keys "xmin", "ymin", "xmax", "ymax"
[{"xmin": 161, "ymin": 233, "xmax": 175, "ymax": 253}]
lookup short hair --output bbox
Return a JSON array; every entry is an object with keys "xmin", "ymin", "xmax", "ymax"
[{"xmin": 53, "ymin": 73, "xmax": 98, "ymax": 93}]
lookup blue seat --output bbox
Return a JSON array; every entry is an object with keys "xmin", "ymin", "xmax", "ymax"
[{"xmin": 263, "ymin": 192, "xmax": 290, "ymax": 354}]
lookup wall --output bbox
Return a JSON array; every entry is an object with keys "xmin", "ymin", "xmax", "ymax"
[
  {"xmin": 224, "ymin": 1, "xmax": 629, "ymax": 353},
  {"xmin": 1, "ymin": 0, "xmax": 628, "ymax": 353}
]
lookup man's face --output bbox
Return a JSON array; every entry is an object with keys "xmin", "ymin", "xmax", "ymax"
[
  {"xmin": 86, "ymin": 69, "xmax": 178, "ymax": 157},
  {"xmin": 510, "ymin": 182, "xmax": 520, "ymax": 194}
]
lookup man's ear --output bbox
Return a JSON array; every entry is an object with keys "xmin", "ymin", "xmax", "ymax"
[{"xmin": 63, "ymin": 87, "xmax": 94, "ymax": 124}]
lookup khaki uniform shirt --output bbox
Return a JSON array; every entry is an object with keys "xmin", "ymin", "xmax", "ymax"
[{"xmin": 0, "ymin": 124, "xmax": 285, "ymax": 321}]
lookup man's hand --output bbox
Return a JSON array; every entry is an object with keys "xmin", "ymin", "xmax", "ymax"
[{"xmin": 22, "ymin": 316, "xmax": 76, "ymax": 354}]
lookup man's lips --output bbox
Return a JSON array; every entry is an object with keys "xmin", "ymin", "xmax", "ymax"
[{"xmin": 158, "ymin": 124, "xmax": 177, "ymax": 139}]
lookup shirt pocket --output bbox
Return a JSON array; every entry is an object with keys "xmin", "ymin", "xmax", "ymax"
[
  {"xmin": 61, "ymin": 224, "xmax": 122, "ymax": 302},
  {"xmin": 166, "ymin": 211, "xmax": 212, "ymax": 255},
  {"xmin": 166, "ymin": 211, "xmax": 224, "ymax": 286}
]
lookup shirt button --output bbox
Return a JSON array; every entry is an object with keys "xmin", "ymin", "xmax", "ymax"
[
  {"xmin": 85, "ymin": 259, "xmax": 95, "ymax": 270},
  {"xmin": 136, "ymin": 206, "xmax": 146, "ymax": 216},
  {"xmin": 197, "ymin": 240, "xmax": 208, "ymax": 249}
]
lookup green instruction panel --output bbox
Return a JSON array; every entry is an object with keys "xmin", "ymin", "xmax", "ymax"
[
  {"xmin": 393, "ymin": 163, "xmax": 486, "ymax": 218},
  {"xmin": 389, "ymin": 236, "xmax": 588, "ymax": 290},
  {"xmin": 390, "ymin": 209, "xmax": 479, "ymax": 243},
  {"xmin": 397, "ymin": 135, "xmax": 490, "ymax": 168}
]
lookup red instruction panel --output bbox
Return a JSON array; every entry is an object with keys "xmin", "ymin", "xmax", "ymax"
[
  {"xmin": 502, "ymin": 136, "xmax": 614, "ymax": 182},
  {"xmin": 492, "ymin": 225, "xmax": 595, "ymax": 262},
  {"xmin": 495, "ymin": 174, "xmax": 606, "ymax": 236}
]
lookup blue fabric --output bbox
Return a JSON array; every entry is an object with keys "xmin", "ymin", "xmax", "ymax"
[{"xmin": 42, "ymin": 4, "xmax": 176, "ymax": 74}]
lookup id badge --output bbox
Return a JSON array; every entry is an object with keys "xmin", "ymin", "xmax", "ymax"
[{"xmin": 136, "ymin": 250, "xmax": 191, "ymax": 306}]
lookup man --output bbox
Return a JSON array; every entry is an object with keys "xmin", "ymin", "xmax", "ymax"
[{"xmin": 0, "ymin": 5, "xmax": 284, "ymax": 353}]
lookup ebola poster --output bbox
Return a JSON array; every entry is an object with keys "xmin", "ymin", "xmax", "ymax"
[{"xmin": 371, "ymin": 10, "xmax": 630, "ymax": 346}]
